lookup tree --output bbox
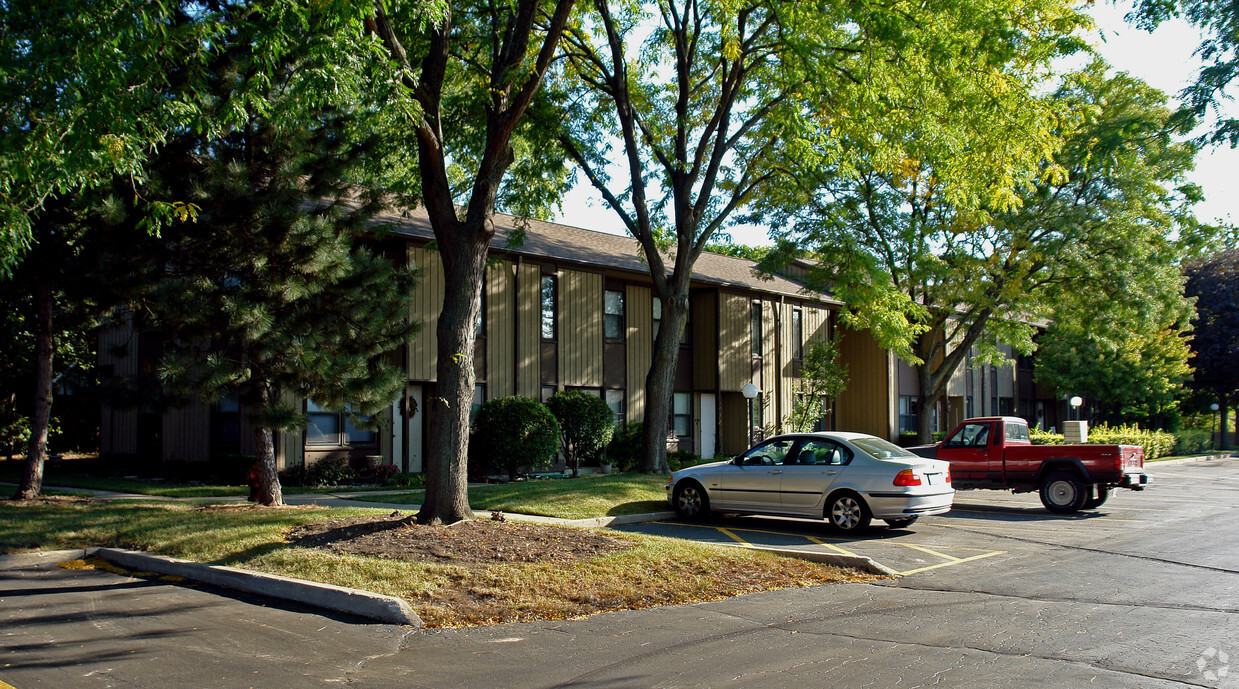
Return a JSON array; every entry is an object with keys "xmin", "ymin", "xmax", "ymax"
[
  {"xmin": 473, "ymin": 396, "xmax": 560, "ymax": 481},
  {"xmin": 365, "ymin": 0, "xmax": 578, "ymax": 523},
  {"xmin": 785, "ymin": 339, "xmax": 849, "ymax": 433},
  {"xmin": 547, "ymin": 390, "xmax": 614, "ymax": 478},
  {"xmin": 770, "ymin": 64, "xmax": 1202, "ymax": 443},
  {"xmin": 138, "ymin": 6, "xmax": 419, "ymax": 507},
  {"xmin": 556, "ymin": 0, "xmax": 1089, "ymax": 464},
  {"xmin": 1128, "ymin": 0, "xmax": 1239, "ymax": 146},
  {"xmin": 1185, "ymin": 250, "xmax": 1239, "ymax": 449}
]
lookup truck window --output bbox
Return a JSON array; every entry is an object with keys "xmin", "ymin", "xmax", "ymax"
[
  {"xmin": 947, "ymin": 423, "xmax": 990, "ymax": 448},
  {"xmin": 1005, "ymin": 422, "xmax": 1030, "ymax": 442}
]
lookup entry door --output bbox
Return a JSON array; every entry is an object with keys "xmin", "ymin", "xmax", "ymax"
[
  {"xmin": 700, "ymin": 393, "xmax": 716, "ymax": 460},
  {"xmin": 408, "ymin": 385, "xmax": 424, "ymax": 473}
]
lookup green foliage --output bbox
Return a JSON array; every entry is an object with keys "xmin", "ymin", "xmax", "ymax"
[
  {"xmin": 1172, "ymin": 429, "xmax": 1213, "ymax": 455},
  {"xmin": 1028, "ymin": 424, "xmax": 1177, "ymax": 459},
  {"xmin": 546, "ymin": 390, "xmax": 615, "ymax": 478},
  {"xmin": 605, "ymin": 422, "xmax": 646, "ymax": 474},
  {"xmin": 1028, "ymin": 427, "xmax": 1065, "ymax": 446},
  {"xmin": 786, "ymin": 339, "xmax": 849, "ymax": 433},
  {"xmin": 667, "ymin": 451, "xmax": 711, "ymax": 472},
  {"xmin": 1184, "ymin": 250, "xmax": 1239, "ymax": 407},
  {"xmin": 473, "ymin": 396, "xmax": 561, "ymax": 480}
]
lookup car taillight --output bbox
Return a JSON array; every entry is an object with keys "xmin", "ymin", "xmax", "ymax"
[
  {"xmin": 893, "ymin": 469, "xmax": 922, "ymax": 486},
  {"xmin": 944, "ymin": 469, "xmax": 951, "ymax": 484}
]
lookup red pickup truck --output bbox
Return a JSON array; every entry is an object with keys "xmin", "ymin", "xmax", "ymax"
[{"xmin": 911, "ymin": 417, "xmax": 1148, "ymax": 513}]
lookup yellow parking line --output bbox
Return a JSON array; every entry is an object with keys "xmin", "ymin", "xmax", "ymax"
[
  {"xmin": 804, "ymin": 536, "xmax": 857, "ymax": 557},
  {"xmin": 0, "ymin": 679, "xmax": 18, "ymax": 689},
  {"xmin": 897, "ymin": 543, "xmax": 964, "ymax": 562},
  {"xmin": 717, "ymin": 528, "xmax": 751, "ymax": 545},
  {"xmin": 893, "ymin": 550, "xmax": 1006, "ymax": 576}
]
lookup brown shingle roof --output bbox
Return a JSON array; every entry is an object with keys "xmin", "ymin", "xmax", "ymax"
[{"xmin": 373, "ymin": 204, "xmax": 839, "ymax": 305}]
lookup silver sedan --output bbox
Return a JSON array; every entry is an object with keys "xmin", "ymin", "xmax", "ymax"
[{"xmin": 666, "ymin": 432, "xmax": 954, "ymax": 532}]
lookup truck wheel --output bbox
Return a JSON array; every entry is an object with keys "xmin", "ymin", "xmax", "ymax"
[
  {"xmin": 1040, "ymin": 471, "xmax": 1086, "ymax": 513},
  {"xmin": 1082, "ymin": 486, "xmax": 1111, "ymax": 510}
]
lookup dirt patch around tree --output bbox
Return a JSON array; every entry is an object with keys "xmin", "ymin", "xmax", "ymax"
[{"xmin": 287, "ymin": 513, "xmax": 634, "ymax": 565}]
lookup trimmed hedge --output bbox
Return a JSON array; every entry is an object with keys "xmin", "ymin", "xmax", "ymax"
[{"xmin": 1029, "ymin": 423, "xmax": 1177, "ymax": 460}]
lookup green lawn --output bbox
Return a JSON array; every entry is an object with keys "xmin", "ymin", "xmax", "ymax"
[
  {"xmin": 0, "ymin": 500, "xmax": 867, "ymax": 628},
  {"xmin": 350, "ymin": 473, "xmax": 670, "ymax": 519}
]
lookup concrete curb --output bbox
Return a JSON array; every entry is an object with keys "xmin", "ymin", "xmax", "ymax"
[
  {"xmin": 736, "ymin": 545, "xmax": 899, "ymax": 576},
  {"xmin": 1148, "ymin": 453, "xmax": 1236, "ymax": 466},
  {"xmin": 0, "ymin": 549, "xmax": 94, "ymax": 570},
  {"xmin": 93, "ymin": 548, "xmax": 422, "ymax": 627}
]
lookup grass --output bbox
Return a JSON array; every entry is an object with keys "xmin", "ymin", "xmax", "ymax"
[
  {"xmin": 350, "ymin": 473, "xmax": 670, "ymax": 519},
  {"xmin": 0, "ymin": 500, "xmax": 872, "ymax": 628}
]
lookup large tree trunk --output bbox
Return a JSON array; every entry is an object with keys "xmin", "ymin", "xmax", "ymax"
[
  {"xmin": 914, "ymin": 338, "xmax": 942, "ymax": 445},
  {"xmin": 15, "ymin": 282, "xmax": 53, "ymax": 500},
  {"xmin": 641, "ymin": 292, "xmax": 689, "ymax": 474},
  {"xmin": 417, "ymin": 232, "xmax": 487, "ymax": 524},
  {"xmin": 252, "ymin": 384, "xmax": 284, "ymax": 507}
]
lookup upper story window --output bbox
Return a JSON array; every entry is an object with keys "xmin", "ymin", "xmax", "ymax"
[
  {"xmin": 653, "ymin": 297, "xmax": 689, "ymax": 344},
  {"xmin": 605, "ymin": 290, "xmax": 625, "ymax": 341},
  {"xmin": 306, "ymin": 400, "xmax": 376, "ymax": 446},
  {"xmin": 751, "ymin": 301, "xmax": 763, "ymax": 356},
  {"xmin": 792, "ymin": 309, "xmax": 804, "ymax": 360},
  {"xmin": 540, "ymin": 275, "xmax": 557, "ymax": 340},
  {"xmin": 477, "ymin": 288, "xmax": 486, "ymax": 337}
]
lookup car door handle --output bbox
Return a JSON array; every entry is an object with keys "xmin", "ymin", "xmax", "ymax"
[
  {"xmin": 771, "ymin": 470, "xmax": 782, "ymax": 475},
  {"xmin": 823, "ymin": 470, "xmax": 839, "ymax": 476}
]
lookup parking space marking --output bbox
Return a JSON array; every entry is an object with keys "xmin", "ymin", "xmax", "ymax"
[
  {"xmin": 897, "ymin": 543, "xmax": 965, "ymax": 562},
  {"xmin": 717, "ymin": 527, "xmax": 750, "ymax": 545},
  {"xmin": 892, "ymin": 549, "xmax": 1005, "ymax": 576},
  {"xmin": 803, "ymin": 535, "xmax": 858, "ymax": 557}
]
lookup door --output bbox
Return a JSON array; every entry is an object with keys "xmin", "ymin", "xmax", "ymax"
[
  {"xmin": 778, "ymin": 438, "xmax": 849, "ymax": 514},
  {"xmin": 941, "ymin": 421, "xmax": 994, "ymax": 481},
  {"xmin": 715, "ymin": 437, "xmax": 795, "ymax": 511},
  {"xmin": 700, "ymin": 393, "xmax": 716, "ymax": 460},
  {"xmin": 408, "ymin": 385, "xmax": 424, "ymax": 473}
]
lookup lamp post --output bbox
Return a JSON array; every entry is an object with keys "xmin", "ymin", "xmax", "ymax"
[
  {"xmin": 1070, "ymin": 396, "xmax": 1083, "ymax": 421},
  {"xmin": 741, "ymin": 383, "xmax": 760, "ymax": 447},
  {"xmin": 1212, "ymin": 403, "xmax": 1220, "ymax": 451}
]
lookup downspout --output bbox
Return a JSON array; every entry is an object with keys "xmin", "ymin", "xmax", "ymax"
[{"xmin": 514, "ymin": 255, "xmax": 522, "ymax": 398}]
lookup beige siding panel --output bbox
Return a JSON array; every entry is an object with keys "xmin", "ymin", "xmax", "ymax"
[
  {"xmin": 560, "ymin": 270, "xmax": 603, "ymax": 388},
  {"xmin": 408, "ymin": 245, "xmax": 444, "ymax": 382},
  {"xmin": 836, "ymin": 326, "xmax": 895, "ymax": 439},
  {"xmin": 996, "ymin": 344, "xmax": 1016, "ymax": 398},
  {"xmin": 277, "ymin": 391, "xmax": 304, "ymax": 471},
  {"xmin": 691, "ymin": 292, "xmax": 718, "ymax": 391},
  {"xmin": 761, "ymin": 300, "xmax": 779, "ymax": 432},
  {"xmin": 163, "ymin": 400, "xmax": 210, "ymax": 463},
  {"xmin": 717, "ymin": 292, "xmax": 750, "ymax": 392},
  {"xmin": 378, "ymin": 407, "xmax": 394, "ymax": 464},
  {"xmin": 625, "ymin": 284, "xmax": 653, "ymax": 423},
  {"xmin": 516, "ymin": 263, "xmax": 542, "ymax": 399},
  {"xmin": 486, "ymin": 260, "xmax": 517, "ymax": 398},
  {"xmin": 805, "ymin": 306, "xmax": 831, "ymax": 344},
  {"xmin": 102, "ymin": 408, "xmax": 138, "ymax": 455}
]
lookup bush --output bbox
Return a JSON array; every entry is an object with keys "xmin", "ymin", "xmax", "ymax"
[
  {"xmin": 301, "ymin": 456, "xmax": 355, "ymax": 487},
  {"xmin": 1031, "ymin": 423, "xmax": 1175, "ymax": 460},
  {"xmin": 606, "ymin": 422, "xmax": 644, "ymax": 473},
  {"xmin": 390, "ymin": 471, "xmax": 425, "ymax": 489},
  {"xmin": 371, "ymin": 463, "xmax": 400, "ymax": 483},
  {"xmin": 547, "ymin": 390, "xmax": 615, "ymax": 478},
  {"xmin": 1029, "ymin": 428, "xmax": 1064, "ymax": 445},
  {"xmin": 473, "ymin": 396, "xmax": 560, "ymax": 480},
  {"xmin": 1172, "ymin": 429, "xmax": 1212, "ymax": 455},
  {"xmin": 668, "ymin": 450, "xmax": 710, "ymax": 472}
]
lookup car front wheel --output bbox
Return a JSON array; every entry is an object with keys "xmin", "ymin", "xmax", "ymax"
[
  {"xmin": 673, "ymin": 482, "xmax": 710, "ymax": 519},
  {"xmin": 826, "ymin": 492, "xmax": 871, "ymax": 532}
]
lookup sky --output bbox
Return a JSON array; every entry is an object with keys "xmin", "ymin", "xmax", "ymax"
[{"xmin": 552, "ymin": 4, "xmax": 1237, "ymax": 246}]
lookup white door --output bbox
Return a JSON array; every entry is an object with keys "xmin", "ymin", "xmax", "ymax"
[
  {"xmin": 408, "ymin": 385, "xmax": 424, "ymax": 473},
  {"xmin": 700, "ymin": 393, "xmax": 716, "ymax": 460},
  {"xmin": 391, "ymin": 399, "xmax": 404, "ymax": 471}
]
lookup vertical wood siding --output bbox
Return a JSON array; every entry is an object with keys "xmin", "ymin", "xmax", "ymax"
[
  {"xmin": 278, "ymin": 390, "xmax": 304, "ymax": 471},
  {"xmin": 408, "ymin": 245, "xmax": 444, "ymax": 382},
  {"xmin": 560, "ymin": 270, "xmax": 603, "ymax": 387},
  {"xmin": 625, "ymin": 284, "xmax": 652, "ymax": 423},
  {"xmin": 836, "ymin": 325, "xmax": 896, "ymax": 439},
  {"xmin": 717, "ymin": 292, "xmax": 750, "ymax": 392},
  {"xmin": 691, "ymin": 292, "xmax": 718, "ymax": 391},
  {"xmin": 516, "ymin": 262, "xmax": 542, "ymax": 398},
  {"xmin": 486, "ymin": 260, "xmax": 517, "ymax": 398},
  {"xmin": 163, "ymin": 400, "xmax": 210, "ymax": 463},
  {"xmin": 98, "ymin": 316, "xmax": 138, "ymax": 454},
  {"xmin": 761, "ymin": 299, "xmax": 779, "ymax": 432}
]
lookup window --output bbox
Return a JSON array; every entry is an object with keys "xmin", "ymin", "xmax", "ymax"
[
  {"xmin": 541, "ymin": 385, "xmax": 557, "ymax": 403},
  {"xmin": 605, "ymin": 389, "xmax": 625, "ymax": 427},
  {"xmin": 751, "ymin": 302, "xmax": 763, "ymax": 356},
  {"xmin": 470, "ymin": 384, "xmax": 485, "ymax": 423},
  {"xmin": 212, "ymin": 394, "xmax": 240, "ymax": 446},
  {"xmin": 307, "ymin": 400, "xmax": 375, "ymax": 446},
  {"xmin": 998, "ymin": 397, "xmax": 1014, "ymax": 416},
  {"xmin": 791, "ymin": 439, "xmax": 852, "ymax": 466},
  {"xmin": 1004, "ymin": 421, "xmax": 1030, "ymax": 442},
  {"xmin": 946, "ymin": 422, "xmax": 990, "ymax": 448},
  {"xmin": 792, "ymin": 309, "xmax": 803, "ymax": 360},
  {"xmin": 671, "ymin": 392, "xmax": 691, "ymax": 438},
  {"xmin": 477, "ymin": 288, "xmax": 486, "ymax": 337},
  {"xmin": 605, "ymin": 290, "xmax": 625, "ymax": 341},
  {"xmin": 652, "ymin": 297, "xmax": 661, "ymax": 340},
  {"xmin": 738, "ymin": 438, "xmax": 794, "ymax": 466},
  {"xmin": 541, "ymin": 275, "xmax": 557, "ymax": 340},
  {"xmin": 899, "ymin": 396, "xmax": 918, "ymax": 434}
]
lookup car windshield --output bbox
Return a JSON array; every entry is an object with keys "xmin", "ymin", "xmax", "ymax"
[{"xmin": 851, "ymin": 437, "xmax": 919, "ymax": 460}]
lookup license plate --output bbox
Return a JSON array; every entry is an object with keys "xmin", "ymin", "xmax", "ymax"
[{"xmin": 926, "ymin": 473, "xmax": 942, "ymax": 485}]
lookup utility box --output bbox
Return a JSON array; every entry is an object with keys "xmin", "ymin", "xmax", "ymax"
[{"xmin": 1063, "ymin": 420, "xmax": 1089, "ymax": 444}]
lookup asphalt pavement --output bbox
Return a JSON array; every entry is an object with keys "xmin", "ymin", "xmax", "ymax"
[{"xmin": 3, "ymin": 455, "xmax": 1239, "ymax": 688}]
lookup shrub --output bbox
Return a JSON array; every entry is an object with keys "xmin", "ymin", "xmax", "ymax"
[
  {"xmin": 302, "ymin": 456, "xmax": 355, "ymax": 487},
  {"xmin": 668, "ymin": 450, "xmax": 710, "ymax": 472},
  {"xmin": 606, "ymin": 422, "xmax": 644, "ymax": 473},
  {"xmin": 473, "ymin": 396, "xmax": 560, "ymax": 480},
  {"xmin": 1029, "ymin": 428, "xmax": 1064, "ymax": 445},
  {"xmin": 1031, "ymin": 424, "xmax": 1175, "ymax": 460},
  {"xmin": 390, "ymin": 471, "xmax": 425, "ymax": 489},
  {"xmin": 547, "ymin": 390, "xmax": 615, "ymax": 478},
  {"xmin": 1172, "ymin": 429, "xmax": 1212, "ymax": 455},
  {"xmin": 371, "ymin": 463, "xmax": 400, "ymax": 483}
]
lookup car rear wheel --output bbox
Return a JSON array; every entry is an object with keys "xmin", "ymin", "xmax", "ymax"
[
  {"xmin": 1040, "ymin": 471, "xmax": 1087, "ymax": 513},
  {"xmin": 673, "ymin": 482, "xmax": 710, "ymax": 519},
  {"xmin": 884, "ymin": 517, "xmax": 918, "ymax": 529},
  {"xmin": 1082, "ymin": 485, "xmax": 1111, "ymax": 510},
  {"xmin": 826, "ymin": 492, "xmax": 871, "ymax": 532}
]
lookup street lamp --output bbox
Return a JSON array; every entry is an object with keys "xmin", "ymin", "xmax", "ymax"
[
  {"xmin": 1211, "ymin": 403, "xmax": 1220, "ymax": 451},
  {"xmin": 741, "ymin": 383, "xmax": 760, "ymax": 446},
  {"xmin": 1070, "ymin": 396, "xmax": 1083, "ymax": 421}
]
